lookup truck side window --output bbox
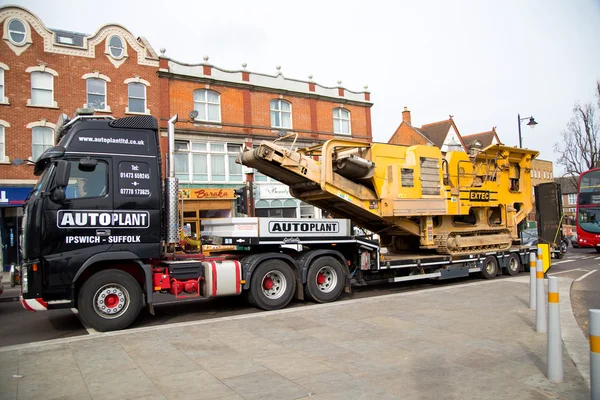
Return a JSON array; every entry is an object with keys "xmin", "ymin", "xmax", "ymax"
[{"xmin": 65, "ymin": 161, "xmax": 108, "ymax": 199}]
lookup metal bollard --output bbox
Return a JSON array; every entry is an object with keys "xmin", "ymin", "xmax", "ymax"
[
  {"xmin": 590, "ymin": 309, "xmax": 600, "ymax": 399},
  {"xmin": 529, "ymin": 251, "xmax": 536, "ymax": 310},
  {"xmin": 547, "ymin": 277, "xmax": 563, "ymax": 382},
  {"xmin": 536, "ymin": 247, "xmax": 546, "ymax": 333}
]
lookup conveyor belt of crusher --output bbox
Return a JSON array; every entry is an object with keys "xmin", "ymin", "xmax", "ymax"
[{"xmin": 239, "ymin": 147, "xmax": 400, "ymax": 235}]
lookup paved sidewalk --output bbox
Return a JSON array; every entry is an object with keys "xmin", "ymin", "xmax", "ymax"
[{"xmin": 0, "ymin": 277, "xmax": 590, "ymax": 400}]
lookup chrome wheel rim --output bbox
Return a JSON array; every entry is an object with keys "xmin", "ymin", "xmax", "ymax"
[
  {"xmin": 315, "ymin": 266, "xmax": 338, "ymax": 293},
  {"xmin": 261, "ymin": 270, "xmax": 287, "ymax": 300},
  {"xmin": 93, "ymin": 284, "xmax": 130, "ymax": 319}
]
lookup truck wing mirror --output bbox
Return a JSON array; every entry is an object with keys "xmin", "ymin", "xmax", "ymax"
[
  {"xmin": 55, "ymin": 160, "xmax": 71, "ymax": 188},
  {"xmin": 51, "ymin": 187, "xmax": 66, "ymax": 202},
  {"xmin": 79, "ymin": 157, "xmax": 98, "ymax": 172}
]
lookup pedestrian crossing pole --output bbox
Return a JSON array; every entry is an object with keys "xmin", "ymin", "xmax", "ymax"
[
  {"xmin": 536, "ymin": 247, "xmax": 546, "ymax": 333},
  {"xmin": 547, "ymin": 277, "xmax": 563, "ymax": 382},
  {"xmin": 529, "ymin": 251, "xmax": 536, "ymax": 310},
  {"xmin": 590, "ymin": 309, "xmax": 600, "ymax": 399}
]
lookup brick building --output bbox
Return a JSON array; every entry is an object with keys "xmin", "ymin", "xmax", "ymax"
[
  {"xmin": 158, "ymin": 55, "xmax": 373, "ymax": 237},
  {"xmin": 0, "ymin": 5, "xmax": 159, "ymax": 268},
  {"xmin": 388, "ymin": 108, "xmax": 466, "ymax": 153}
]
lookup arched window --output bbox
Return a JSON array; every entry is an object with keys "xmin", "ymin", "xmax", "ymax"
[
  {"xmin": 32, "ymin": 126, "xmax": 54, "ymax": 161},
  {"xmin": 86, "ymin": 78, "xmax": 107, "ymax": 111},
  {"xmin": 128, "ymin": 82, "xmax": 146, "ymax": 113},
  {"xmin": 270, "ymin": 99, "xmax": 292, "ymax": 129},
  {"xmin": 193, "ymin": 89, "xmax": 220, "ymax": 122},
  {"xmin": 0, "ymin": 63, "xmax": 7, "ymax": 104},
  {"xmin": 0, "ymin": 120, "xmax": 9, "ymax": 163},
  {"xmin": 333, "ymin": 108, "xmax": 351, "ymax": 134},
  {"xmin": 31, "ymin": 72, "xmax": 54, "ymax": 106}
]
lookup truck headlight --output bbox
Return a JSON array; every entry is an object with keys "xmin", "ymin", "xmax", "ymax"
[{"xmin": 21, "ymin": 267, "xmax": 28, "ymax": 294}]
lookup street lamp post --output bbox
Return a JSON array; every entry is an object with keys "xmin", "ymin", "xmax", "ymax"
[{"xmin": 517, "ymin": 113, "xmax": 538, "ymax": 148}]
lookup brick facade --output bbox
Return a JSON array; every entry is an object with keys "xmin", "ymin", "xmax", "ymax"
[
  {"xmin": 158, "ymin": 56, "xmax": 373, "ymax": 221},
  {"xmin": 0, "ymin": 5, "xmax": 159, "ymax": 184}
]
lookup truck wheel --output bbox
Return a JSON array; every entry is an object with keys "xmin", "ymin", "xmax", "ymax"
[
  {"xmin": 248, "ymin": 260, "xmax": 295, "ymax": 311},
  {"xmin": 305, "ymin": 256, "xmax": 345, "ymax": 303},
  {"xmin": 77, "ymin": 269, "xmax": 142, "ymax": 332},
  {"xmin": 480, "ymin": 256, "xmax": 498, "ymax": 279},
  {"xmin": 504, "ymin": 253, "xmax": 521, "ymax": 276}
]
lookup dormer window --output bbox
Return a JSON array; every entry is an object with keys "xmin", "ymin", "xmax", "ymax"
[
  {"xmin": 7, "ymin": 19, "xmax": 26, "ymax": 45},
  {"xmin": 58, "ymin": 36, "xmax": 74, "ymax": 45},
  {"xmin": 108, "ymin": 36, "xmax": 124, "ymax": 59}
]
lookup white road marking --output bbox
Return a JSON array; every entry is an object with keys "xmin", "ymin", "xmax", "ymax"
[
  {"xmin": 594, "ymin": 257, "xmax": 600, "ymax": 260},
  {"xmin": 575, "ymin": 270, "xmax": 598, "ymax": 282},
  {"xmin": 548, "ymin": 269, "xmax": 588, "ymax": 276},
  {"xmin": 71, "ymin": 308, "xmax": 101, "ymax": 335},
  {"xmin": 582, "ymin": 256, "xmax": 596, "ymax": 260},
  {"xmin": 551, "ymin": 259, "xmax": 576, "ymax": 265}
]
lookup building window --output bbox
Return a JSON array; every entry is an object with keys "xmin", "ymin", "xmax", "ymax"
[
  {"xmin": 31, "ymin": 72, "xmax": 54, "ymax": 106},
  {"xmin": 57, "ymin": 36, "xmax": 74, "ymax": 45},
  {"xmin": 255, "ymin": 199, "xmax": 297, "ymax": 218},
  {"xmin": 174, "ymin": 140, "xmax": 243, "ymax": 183},
  {"xmin": 193, "ymin": 89, "xmax": 220, "ymax": 122},
  {"xmin": 333, "ymin": 108, "xmax": 351, "ymax": 134},
  {"xmin": 7, "ymin": 19, "xmax": 27, "ymax": 45},
  {"xmin": 0, "ymin": 68, "xmax": 4, "ymax": 102},
  {"xmin": 108, "ymin": 36, "xmax": 124, "ymax": 59},
  {"xmin": 270, "ymin": 99, "xmax": 292, "ymax": 129},
  {"xmin": 0, "ymin": 126, "xmax": 5, "ymax": 162},
  {"xmin": 568, "ymin": 193, "xmax": 577, "ymax": 205},
  {"xmin": 128, "ymin": 82, "xmax": 146, "ymax": 113},
  {"xmin": 87, "ymin": 78, "xmax": 107, "ymax": 111},
  {"xmin": 32, "ymin": 126, "xmax": 53, "ymax": 161}
]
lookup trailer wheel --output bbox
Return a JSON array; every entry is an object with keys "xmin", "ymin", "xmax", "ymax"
[
  {"xmin": 248, "ymin": 260, "xmax": 295, "ymax": 311},
  {"xmin": 305, "ymin": 256, "xmax": 345, "ymax": 303},
  {"xmin": 480, "ymin": 256, "xmax": 498, "ymax": 279},
  {"xmin": 504, "ymin": 253, "xmax": 521, "ymax": 276},
  {"xmin": 77, "ymin": 269, "xmax": 142, "ymax": 332}
]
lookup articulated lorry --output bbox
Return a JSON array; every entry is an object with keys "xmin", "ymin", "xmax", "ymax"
[{"xmin": 20, "ymin": 110, "xmax": 538, "ymax": 331}]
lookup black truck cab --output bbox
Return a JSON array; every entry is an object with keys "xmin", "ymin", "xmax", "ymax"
[{"xmin": 21, "ymin": 112, "xmax": 162, "ymax": 312}]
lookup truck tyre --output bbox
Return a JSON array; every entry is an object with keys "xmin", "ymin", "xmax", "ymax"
[
  {"xmin": 504, "ymin": 253, "xmax": 521, "ymax": 276},
  {"xmin": 248, "ymin": 260, "xmax": 295, "ymax": 311},
  {"xmin": 77, "ymin": 269, "xmax": 142, "ymax": 332},
  {"xmin": 305, "ymin": 256, "xmax": 345, "ymax": 303},
  {"xmin": 480, "ymin": 256, "xmax": 498, "ymax": 279}
]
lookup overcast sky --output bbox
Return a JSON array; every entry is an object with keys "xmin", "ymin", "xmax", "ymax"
[{"xmin": 6, "ymin": 0, "xmax": 600, "ymax": 174}]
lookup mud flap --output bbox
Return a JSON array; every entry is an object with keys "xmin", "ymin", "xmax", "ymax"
[{"xmin": 295, "ymin": 276, "xmax": 304, "ymax": 300}]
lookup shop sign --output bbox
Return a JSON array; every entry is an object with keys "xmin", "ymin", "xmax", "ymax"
[
  {"xmin": 0, "ymin": 187, "xmax": 32, "ymax": 207},
  {"xmin": 259, "ymin": 185, "xmax": 290, "ymax": 199},
  {"xmin": 179, "ymin": 188, "xmax": 235, "ymax": 200}
]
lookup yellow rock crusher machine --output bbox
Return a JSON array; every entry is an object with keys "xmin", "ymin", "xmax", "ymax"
[{"xmin": 240, "ymin": 137, "xmax": 539, "ymax": 255}]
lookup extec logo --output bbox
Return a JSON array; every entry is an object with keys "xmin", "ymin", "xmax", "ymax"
[{"xmin": 469, "ymin": 190, "xmax": 490, "ymax": 202}]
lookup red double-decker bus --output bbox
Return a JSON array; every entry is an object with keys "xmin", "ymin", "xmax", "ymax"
[{"xmin": 576, "ymin": 167, "xmax": 600, "ymax": 251}]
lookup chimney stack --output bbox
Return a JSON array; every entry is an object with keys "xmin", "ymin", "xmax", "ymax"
[{"xmin": 402, "ymin": 107, "xmax": 411, "ymax": 125}]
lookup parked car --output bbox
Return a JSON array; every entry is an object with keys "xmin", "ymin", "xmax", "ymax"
[{"xmin": 520, "ymin": 228, "xmax": 538, "ymax": 246}]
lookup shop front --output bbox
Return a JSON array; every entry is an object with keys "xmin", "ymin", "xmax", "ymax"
[
  {"xmin": 179, "ymin": 187, "xmax": 236, "ymax": 239},
  {"xmin": 254, "ymin": 183, "xmax": 320, "ymax": 218},
  {"xmin": 1, "ymin": 187, "xmax": 32, "ymax": 271}
]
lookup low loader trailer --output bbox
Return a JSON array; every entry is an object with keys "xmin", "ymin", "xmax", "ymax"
[{"xmin": 19, "ymin": 110, "xmax": 533, "ymax": 331}]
